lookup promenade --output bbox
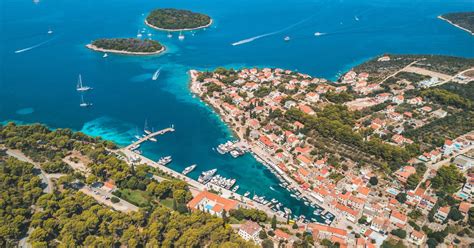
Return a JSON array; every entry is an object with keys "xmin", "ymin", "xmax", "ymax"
[{"xmin": 119, "ymin": 147, "xmax": 289, "ymax": 222}]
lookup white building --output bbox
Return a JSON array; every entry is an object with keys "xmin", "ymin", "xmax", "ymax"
[{"xmin": 238, "ymin": 220, "xmax": 262, "ymax": 244}]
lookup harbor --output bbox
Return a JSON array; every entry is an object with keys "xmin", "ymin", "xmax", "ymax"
[{"xmin": 120, "ymin": 126, "xmax": 334, "ymax": 224}]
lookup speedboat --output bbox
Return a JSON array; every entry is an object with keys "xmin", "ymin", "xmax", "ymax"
[
  {"xmin": 284, "ymin": 36, "xmax": 290, "ymax": 41},
  {"xmin": 103, "ymin": 53, "xmax": 108, "ymax": 58}
]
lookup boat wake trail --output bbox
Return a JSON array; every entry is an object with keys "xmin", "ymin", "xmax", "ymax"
[
  {"xmin": 231, "ymin": 16, "xmax": 313, "ymax": 46},
  {"xmin": 14, "ymin": 36, "xmax": 57, "ymax": 54}
]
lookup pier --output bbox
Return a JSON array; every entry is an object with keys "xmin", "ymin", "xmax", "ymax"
[{"xmin": 126, "ymin": 127, "xmax": 175, "ymax": 150}]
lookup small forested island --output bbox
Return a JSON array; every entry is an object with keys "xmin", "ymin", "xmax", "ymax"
[
  {"xmin": 439, "ymin": 12, "xmax": 474, "ymax": 35},
  {"xmin": 86, "ymin": 38, "xmax": 165, "ymax": 55},
  {"xmin": 145, "ymin": 8, "xmax": 212, "ymax": 31}
]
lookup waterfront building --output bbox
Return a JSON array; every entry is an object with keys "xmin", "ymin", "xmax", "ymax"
[{"xmin": 187, "ymin": 191, "xmax": 239, "ymax": 217}]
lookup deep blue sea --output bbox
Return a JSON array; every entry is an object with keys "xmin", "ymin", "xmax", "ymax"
[{"xmin": 1, "ymin": 0, "xmax": 473, "ymax": 221}]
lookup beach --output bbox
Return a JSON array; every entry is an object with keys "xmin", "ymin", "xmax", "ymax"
[
  {"xmin": 145, "ymin": 18, "xmax": 213, "ymax": 32},
  {"xmin": 85, "ymin": 44, "xmax": 166, "ymax": 55},
  {"xmin": 438, "ymin": 15, "xmax": 474, "ymax": 35}
]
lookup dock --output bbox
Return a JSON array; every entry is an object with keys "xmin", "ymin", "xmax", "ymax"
[{"xmin": 126, "ymin": 127, "xmax": 175, "ymax": 150}]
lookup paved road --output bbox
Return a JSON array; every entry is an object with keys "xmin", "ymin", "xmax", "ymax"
[
  {"xmin": 80, "ymin": 186, "xmax": 139, "ymax": 213},
  {"xmin": 6, "ymin": 149, "xmax": 54, "ymax": 194}
]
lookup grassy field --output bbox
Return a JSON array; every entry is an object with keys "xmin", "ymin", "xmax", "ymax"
[
  {"xmin": 117, "ymin": 189, "xmax": 151, "ymax": 207},
  {"xmin": 160, "ymin": 198, "xmax": 174, "ymax": 209}
]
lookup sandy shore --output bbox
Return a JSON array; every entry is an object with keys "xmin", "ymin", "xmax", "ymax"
[
  {"xmin": 145, "ymin": 18, "xmax": 213, "ymax": 32},
  {"xmin": 438, "ymin": 15, "xmax": 474, "ymax": 35},
  {"xmin": 86, "ymin": 44, "xmax": 166, "ymax": 55}
]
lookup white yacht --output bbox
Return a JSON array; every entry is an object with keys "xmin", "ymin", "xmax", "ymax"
[
  {"xmin": 284, "ymin": 36, "xmax": 290, "ymax": 41},
  {"xmin": 47, "ymin": 27, "xmax": 53, "ymax": 34},
  {"xmin": 103, "ymin": 53, "xmax": 108, "ymax": 58},
  {"xmin": 79, "ymin": 95, "xmax": 92, "ymax": 108},
  {"xmin": 76, "ymin": 74, "xmax": 93, "ymax": 92},
  {"xmin": 167, "ymin": 32, "xmax": 172, "ymax": 38},
  {"xmin": 178, "ymin": 32, "xmax": 185, "ymax": 40}
]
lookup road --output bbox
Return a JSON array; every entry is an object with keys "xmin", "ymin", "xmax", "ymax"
[
  {"xmin": 417, "ymin": 144, "xmax": 474, "ymax": 190},
  {"xmin": 6, "ymin": 149, "xmax": 54, "ymax": 194},
  {"xmin": 80, "ymin": 186, "xmax": 139, "ymax": 213}
]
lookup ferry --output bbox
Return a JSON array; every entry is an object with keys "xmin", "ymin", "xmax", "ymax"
[
  {"xmin": 198, "ymin": 169, "xmax": 217, "ymax": 183},
  {"xmin": 76, "ymin": 74, "xmax": 93, "ymax": 92},
  {"xmin": 152, "ymin": 68, "xmax": 161, "ymax": 81},
  {"xmin": 157, "ymin": 156, "xmax": 172, "ymax": 166},
  {"xmin": 244, "ymin": 191, "xmax": 250, "ymax": 197},
  {"xmin": 182, "ymin": 164, "xmax": 197, "ymax": 175}
]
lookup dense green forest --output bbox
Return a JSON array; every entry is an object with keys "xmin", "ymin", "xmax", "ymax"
[
  {"xmin": 441, "ymin": 12, "xmax": 474, "ymax": 33},
  {"xmin": 146, "ymin": 8, "xmax": 211, "ymax": 30},
  {"xmin": 0, "ymin": 123, "xmax": 257, "ymax": 247},
  {"xmin": 0, "ymin": 157, "xmax": 43, "ymax": 247},
  {"xmin": 27, "ymin": 191, "xmax": 254, "ymax": 247},
  {"xmin": 91, "ymin": 38, "xmax": 163, "ymax": 53}
]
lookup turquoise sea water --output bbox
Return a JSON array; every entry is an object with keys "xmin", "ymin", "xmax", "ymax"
[{"xmin": 1, "ymin": 0, "xmax": 473, "ymax": 221}]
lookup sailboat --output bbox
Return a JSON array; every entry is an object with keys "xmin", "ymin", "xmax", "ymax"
[
  {"xmin": 76, "ymin": 74, "xmax": 93, "ymax": 92},
  {"xmin": 354, "ymin": 16, "xmax": 360, "ymax": 21},
  {"xmin": 79, "ymin": 95, "xmax": 92, "ymax": 107},
  {"xmin": 137, "ymin": 30, "xmax": 143, "ymax": 38},
  {"xmin": 167, "ymin": 32, "xmax": 172, "ymax": 38},
  {"xmin": 314, "ymin": 32, "xmax": 325, "ymax": 36},
  {"xmin": 144, "ymin": 119, "xmax": 151, "ymax": 134},
  {"xmin": 178, "ymin": 31, "xmax": 185, "ymax": 40},
  {"xmin": 152, "ymin": 67, "xmax": 161, "ymax": 81}
]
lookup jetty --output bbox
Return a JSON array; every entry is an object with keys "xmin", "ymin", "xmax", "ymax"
[{"xmin": 126, "ymin": 127, "xmax": 175, "ymax": 149}]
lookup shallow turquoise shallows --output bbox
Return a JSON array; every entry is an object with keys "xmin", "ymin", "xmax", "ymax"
[{"xmin": 1, "ymin": 0, "xmax": 473, "ymax": 222}]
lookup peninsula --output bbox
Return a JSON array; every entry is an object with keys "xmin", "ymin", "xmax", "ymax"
[
  {"xmin": 439, "ymin": 12, "xmax": 474, "ymax": 35},
  {"xmin": 145, "ymin": 8, "xmax": 212, "ymax": 31},
  {"xmin": 190, "ymin": 54, "xmax": 474, "ymax": 247},
  {"xmin": 86, "ymin": 38, "xmax": 165, "ymax": 55}
]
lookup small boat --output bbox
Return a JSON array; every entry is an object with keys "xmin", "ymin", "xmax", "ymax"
[
  {"xmin": 354, "ymin": 16, "xmax": 360, "ymax": 21},
  {"xmin": 244, "ymin": 191, "xmax": 250, "ymax": 197},
  {"xmin": 147, "ymin": 32, "xmax": 152, "ymax": 37},
  {"xmin": 182, "ymin": 164, "xmax": 197, "ymax": 175},
  {"xmin": 76, "ymin": 74, "xmax": 93, "ymax": 92},
  {"xmin": 149, "ymin": 137, "xmax": 157, "ymax": 142},
  {"xmin": 167, "ymin": 32, "xmax": 172, "ymax": 38},
  {"xmin": 314, "ymin": 32, "xmax": 324, "ymax": 36},
  {"xmin": 284, "ymin": 36, "xmax": 290, "ymax": 41},
  {"xmin": 79, "ymin": 95, "xmax": 92, "ymax": 108},
  {"xmin": 152, "ymin": 68, "xmax": 161, "ymax": 81},
  {"xmin": 47, "ymin": 27, "xmax": 53, "ymax": 34},
  {"xmin": 137, "ymin": 30, "xmax": 143, "ymax": 38},
  {"xmin": 178, "ymin": 31, "xmax": 185, "ymax": 40},
  {"xmin": 103, "ymin": 53, "xmax": 108, "ymax": 58},
  {"xmin": 232, "ymin": 185, "xmax": 239, "ymax": 192}
]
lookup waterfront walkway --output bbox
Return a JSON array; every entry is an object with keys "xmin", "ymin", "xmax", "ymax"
[
  {"xmin": 119, "ymin": 147, "xmax": 288, "ymax": 222},
  {"xmin": 126, "ymin": 127, "xmax": 175, "ymax": 150}
]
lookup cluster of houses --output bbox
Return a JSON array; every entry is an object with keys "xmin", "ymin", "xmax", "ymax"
[{"xmin": 190, "ymin": 67, "xmax": 473, "ymax": 247}]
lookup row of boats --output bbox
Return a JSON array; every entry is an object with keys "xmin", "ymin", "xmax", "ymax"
[
  {"xmin": 216, "ymin": 141, "xmax": 247, "ymax": 158},
  {"xmin": 137, "ymin": 27, "xmax": 186, "ymax": 40}
]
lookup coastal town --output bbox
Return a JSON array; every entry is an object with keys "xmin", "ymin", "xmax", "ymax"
[{"xmin": 187, "ymin": 54, "xmax": 474, "ymax": 247}]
